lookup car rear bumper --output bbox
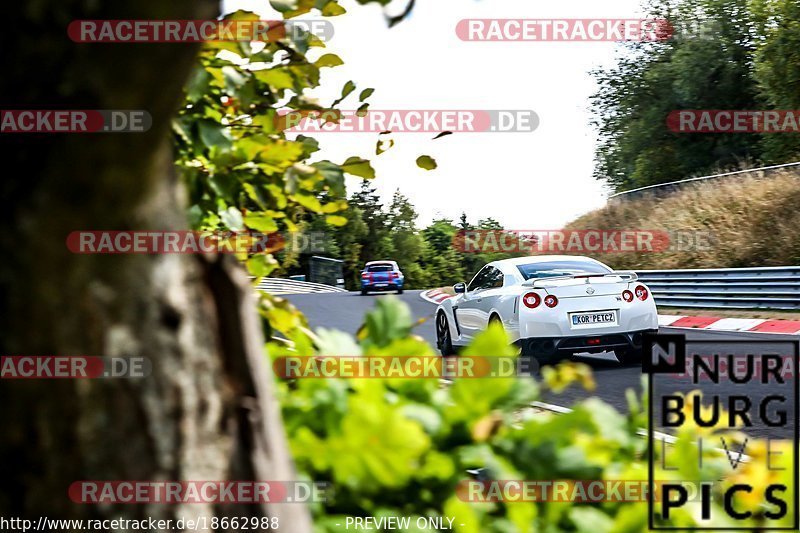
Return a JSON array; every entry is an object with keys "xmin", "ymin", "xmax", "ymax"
[
  {"xmin": 518, "ymin": 299, "xmax": 658, "ymax": 338},
  {"xmin": 519, "ymin": 329, "xmax": 658, "ymax": 357},
  {"xmin": 362, "ymin": 283, "xmax": 401, "ymax": 291}
]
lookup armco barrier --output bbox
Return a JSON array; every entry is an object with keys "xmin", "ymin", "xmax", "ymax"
[
  {"xmin": 636, "ymin": 266, "xmax": 800, "ymax": 310},
  {"xmin": 256, "ymin": 278, "xmax": 347, "ymax": 295}
]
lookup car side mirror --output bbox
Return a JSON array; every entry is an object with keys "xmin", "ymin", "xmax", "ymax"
[{"xmin": 454, "ymin": 282, "xmax": 466, "ymax": 294}]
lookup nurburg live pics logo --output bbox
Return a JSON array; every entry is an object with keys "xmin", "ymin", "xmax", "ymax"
[{"xmin": 644, "ymin": 334, "xmax": 800, "ymax": 530}]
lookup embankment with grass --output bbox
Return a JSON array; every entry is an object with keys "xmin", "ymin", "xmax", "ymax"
[{"xmin": 566, "ymin": 170, "xmax": 800, "ymax": 270}]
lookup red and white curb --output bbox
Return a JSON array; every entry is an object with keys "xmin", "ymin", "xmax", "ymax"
[
  {"xmin": 421, "ymin": 289, "xmax": 800, "ymax": 335},
  {"xmin": 658, "ymin": 315, "xmax": 800, "ymax": 335},
  {"xmin": 421, "ymin": 289, "xmax": 453, "ymax": 304}
]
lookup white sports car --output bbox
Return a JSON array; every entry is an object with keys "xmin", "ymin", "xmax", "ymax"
[{"xmin": 435, "ymin": 255, "xmax": 658, "ymax": 364}]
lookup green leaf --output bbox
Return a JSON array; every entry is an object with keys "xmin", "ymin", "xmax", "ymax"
[
  {"xmin": 332, "ymin": 80, "xmax": 356, "ymax": 107},
  {"xmin": 186, "ymin": 68, "xmax": 210, "ymax": 103},
  {"xmin": 246, "ymin": 254, "xmax": 279, "ymax": 277},
  {"xmin": 312, "ymin": 161, "xmax": 345, "ymax": 191},
  {"xmin": 315, "ymin": 327, "xmax": 362, "ymax": 356},
  {"xmin": 314, "ymin": 53, "xmax": 344, "ymax": 68},
  {"xmin": 361, "ymin": 297, "xmax": 413, "ymax": 348},
  {"xmin": 340, "ymin": 156, "xmax": 375, "ymax": 178},
  {"xmin": 219, "ymin": 207, "xmax": 244, "ymax": 231},
  {"xmin": 416, "ymin": 155, "xmax": 437, "ymax": 170},
  {"xmin": 359, "ymin": 88, "xmax": 375, "ymax": 101},
  {"xmin": 198, "ymin": 120, "xmax": 232, "ymax": 151},
  {"xmin": 225, "ymin": 9, "xmax": 261, "ymax": 21},
  {"xmin": 222, "ymin": 66, "xmax": 246, "ymax": 91},
  {"xmin": 187, "ymin": 205, "xmax": 204, "ymax": 229},
  {"xmin": 569, "ymin": 507, "xmax": 614, "ymax": 533},
  {"xmin": 252, "ymin": 112, "xmax": 278, "ymax": 134},
  {"xmin": 243, "ymin": 213, "xmax": 278, "ymax": 233},
  {"xmin": 172, "ymin": 118, "xmax": 192, "ymax": 144},
  {"xmin": 293, "ymin": 193, "xmax": 323, "ymax": 211},
  {"xmin": 270, "ymin": 0, "xmax": 298, "ymax": 13},
  {"xmin": 254, "ymin": 68, "xmax": 295, "ymax": 90},
  {"xmin": 321, "ymin": 1, "xmax": 347, "ymax": 16},
  {"xmin": 260, "ymin": 140, "xmax": 305, "ymax": 166},
  {"xmin": 296, "ymin": 135, "xmax": 320, "ymax": 157},
  {"xmin": 376, "ymin": 137, "xmax": 394, "ymax": 155},
  {"xmin": 325, "ymin": 215, "xmax": 348, "ymax": 226}
]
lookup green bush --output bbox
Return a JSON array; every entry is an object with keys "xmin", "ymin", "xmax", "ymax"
[{"xmin": 263, "ymin": 296, "xmax": 795, "ymax": 532}]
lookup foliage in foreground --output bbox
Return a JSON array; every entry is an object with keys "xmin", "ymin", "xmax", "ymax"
[{"xmin": 264, "ymin": 296, "xmax": 795, "ymax": 532}]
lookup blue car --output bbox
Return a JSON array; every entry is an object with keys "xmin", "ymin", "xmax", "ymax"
[{"xmin": 361, "ymin": 261, "xmax": 404, "ymax": 295}]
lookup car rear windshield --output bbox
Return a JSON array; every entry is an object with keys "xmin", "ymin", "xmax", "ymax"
[
  {"xmin": 367, "ymin": 264, "xmax": 394, "ymax": 272},
  {"xmin": 516, "ymin": 261, "xmax": 610, "ymax": 280}
]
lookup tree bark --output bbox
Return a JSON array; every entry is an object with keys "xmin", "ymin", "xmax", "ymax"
[{"xmin": 0, "ymin": 1, "xmax": 311, "ymax": 530}]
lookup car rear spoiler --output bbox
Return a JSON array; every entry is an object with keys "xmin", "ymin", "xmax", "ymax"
[{"xmin": 521, "ymin": 271, "xmax": 638, "ymax": 288}]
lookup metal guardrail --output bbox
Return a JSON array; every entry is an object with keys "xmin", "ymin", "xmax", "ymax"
[
  {"xmin": 609, "ymin": 161, "xmax": 800, "ymax": 202},
  {"xmin": 636, "ymin": 266, "xmax": 800, "ymax": 310},
  {"xmin": 256, "ymin": 278, "xmax": 348, "ymax": 295}
]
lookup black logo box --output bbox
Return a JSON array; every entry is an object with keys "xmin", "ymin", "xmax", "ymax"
[{"xmin": 644, "ymin": 334, "xmax": 800, "ymax": 531}]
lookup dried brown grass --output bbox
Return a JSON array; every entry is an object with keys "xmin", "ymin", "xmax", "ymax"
[{"xmin": 565, "ymin": 171, "xmax": 800, "ymax": 270}]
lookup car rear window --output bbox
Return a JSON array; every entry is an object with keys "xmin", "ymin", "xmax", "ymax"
[
  {"xmin": 516, "ymin": 261, "xmax": 610, "ymax": 280},
  {"xmin": 367, "ymin": 264, "xmax": 394, "ymax": 272}
]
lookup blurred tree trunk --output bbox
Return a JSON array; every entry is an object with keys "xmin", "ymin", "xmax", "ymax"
[{"xmin": 0, "ymin": 1, "xmax": 311, "ymax": 531}]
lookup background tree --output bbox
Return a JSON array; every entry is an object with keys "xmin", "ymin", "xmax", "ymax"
[
  {"xmin": 592, "ymin": 0, "xmax": 761, "ymax": 191},
  {"xmin": 349, "ymin": 179, "xmax": 390, "ymax": 261},
  {"xmin": 385, "ymin": 190, "xmax": 427, "ymax": 287},
  {"xmin": 751, "ymin": 0, "xmax": 800, "ymax": 162}
]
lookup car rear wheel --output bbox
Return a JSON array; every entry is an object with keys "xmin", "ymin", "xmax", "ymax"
[
  {"xmin": 436, "ymin": 312, "xmax": 456, "ymax": 356},
  {"xmin": 361, "ymin": 288, "xmax": 368, "ymax": 295},
  {"xmin": 615, "ymin": 347, "xmax": 643, "ymax": 365},
  {"xmin": 397, "ymin": 288, "xmax": 404, "ymax": 294}
]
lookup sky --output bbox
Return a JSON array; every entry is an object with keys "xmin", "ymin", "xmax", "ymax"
[{"xmin": 222, "ymin": 0, "xmax": 646, "ymax": 229}]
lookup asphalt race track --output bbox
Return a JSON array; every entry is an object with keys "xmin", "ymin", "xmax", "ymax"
[{"xmin": 284, "ymin": 290, "xmax": 799, "ymax": 440}]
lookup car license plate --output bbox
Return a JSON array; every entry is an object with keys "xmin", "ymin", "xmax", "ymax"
[
  {"xmin": 571, "ymin": 311, "xmax": 617, "ymax": 327},
  {"xmin": 374, "ymin": 283, "xmax": 388, "ymax": 288}
]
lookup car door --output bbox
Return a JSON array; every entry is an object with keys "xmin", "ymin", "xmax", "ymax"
[
  {"xmin": 455, "ymin": 266, "xmax": 494, "ymax": 339},
  {"xmin": 472, "ymin": 267, "xmax": 506, "ymax": 330}
]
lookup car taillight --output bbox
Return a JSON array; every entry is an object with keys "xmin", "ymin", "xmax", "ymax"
[
  {"xmin": 391, "ymin": 272, "xmax": 399, "ymax": 279},
  {"xmin": 635, "ymin": 285, "xmax": 649, "ymax": 301},
  {"xmin": 622, "ymin": 290, "xmax": 634, "ymax": 302},
  {"xmin": 544, "ymin": 295, "xmax": 559, "ymax": 308},
  {"xmin": 361, "ymin": 272, "xmax": 369, "ymax": 279},
  {"xmin": 522, "ymin": 292, "xmax": 541, "ymax": 309}
]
